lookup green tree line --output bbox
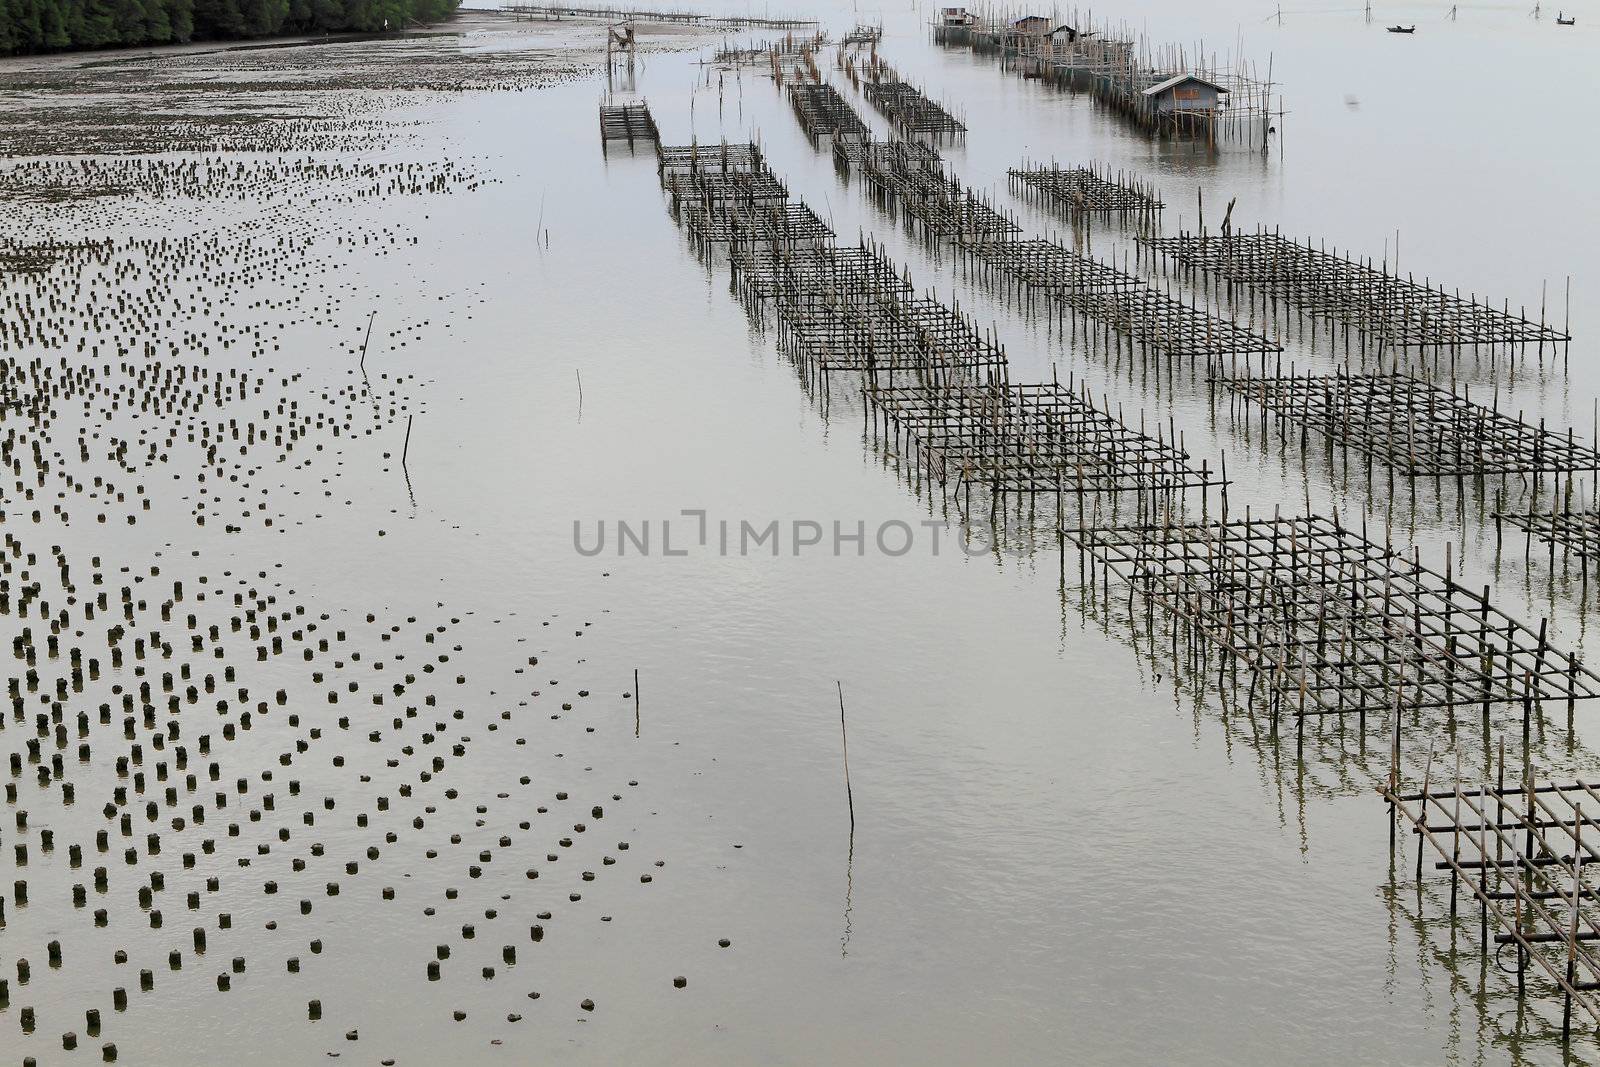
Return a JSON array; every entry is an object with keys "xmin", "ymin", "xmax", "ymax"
[{"xmin": 0, "ymin": 0, "xmax": 461, "ymax": 55}]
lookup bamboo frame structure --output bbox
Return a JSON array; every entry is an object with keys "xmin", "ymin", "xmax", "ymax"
[
  {"xmin": 598, "ymin": 102, "xmax": 659, "ymax": 148},
  {"xmin": 651, "ymin": 140, "xmax": 1217, "ymax": 516},
  {"xmin": 1143, "ymin": 229, "xmax": 1571, "ymax": 362},
  {"xmin": 1497, "ymin": 506, "xmax": 1600, "ymax": 571},
  {"xmin": 801, "ymin": 89, "xmax": 1278, "ymax": 368},
  {"xmin": 862, "ymin": 79, "xmax": 967, "ymax": 139},
  {"xmin": 868, "ymin": 378, "xmax": 1218, "ymax": 508},
  {"xmin": 650, "ymin": 97, "xmax": 1600, "ymax": 1043},
  {"xmin": 1009, "ymin": 161, "xmax": 1163, "ymax": 226},
  {"xmin": 952, "ymin": 233, "xmax": 1281, "ymax": 369},
  {"xmin": 1384, "ymin": 765, "xmax": 1600, "ymax": 1042},
  {"xmin": 833, "ymin": 135, "xmax": 941, "ymax": 176},
  {"xmin": 1074, "ymin": 512, "xmax": 1600, "ymax": 733},
  {"xmin": 710, "ymin": 31, "xmax": 831, "ymax": 69},
  {"xmin": 955, "ymin": 237, "xmax": 1138, "ymax": 300},
  {"xmin": 788, "ymin": 83, "xmax": 871, "ymax": 146},
  {"xmin": 839, "ymin": 23, "xmax": 883, "ymax": 46},
  {"xmin": 643, "ymin": 144, "xmax": 1600, "ymax": 1054},
  {"xmin": 1217, "ymin": 371, "xmax": 1600, "ymax": 485},
  {"xmin": 663, "ymin": 169, "xmax": 791, "ymax": 209},
  {"xmin": 656, "ymin": 141, "xmax": 764, "ymax": 176},
  {"xmin": 846, "ymin": 144, "xmax": 1020, "ymax": 243},
  {"xmin": 731, "ymin": 242, "xmax": 913, "ymax": 309},
  {"xmin": 777, "ymin": 294, "xmax": 1009, "ymax": 383},
  {"xmin": 679, "ymin": 199, "xmax": 834, "ymax": 249}
]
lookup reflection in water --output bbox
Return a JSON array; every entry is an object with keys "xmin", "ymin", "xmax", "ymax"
[
  {"xmin": 9, "ymin": 0, "xmax": 1600, "ymax": 1061},
  {"xmin": 1077, "ymin": 583, "xmax": 1598, "ymax": 790},
  {"xmin": 1386, "ymin": 876, "xmax": 1551, "ymax": 1067},
  {"xmin": 1386, "ymin": 842, "xmax": 1600, "ymax": 1063},
  {"xmin": 627, "ymin": 7, "xmax": 1600, "ymax": 1061},
  {"xmin": 655, "ymin": 36, "xmax": 1600, "ymax": 1053}
]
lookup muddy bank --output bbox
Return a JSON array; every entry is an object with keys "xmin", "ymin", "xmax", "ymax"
[{"xmin": 0, "ymin": 15, "xmax": 737, "ymax": 1066}]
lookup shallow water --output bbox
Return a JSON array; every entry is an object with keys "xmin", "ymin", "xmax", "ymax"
[{"xmin": 3, "ymin": 2, "xmax": 1600, "ymax": 1064}]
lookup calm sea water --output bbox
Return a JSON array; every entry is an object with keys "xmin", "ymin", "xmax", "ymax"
[
  {"xmin": 6, "ymin": 1, "xmax": 1600, "ymax": 1062},
  {"xmin": 428, "ymin": 2, "xmax": 1600, "ymax": 1060}
]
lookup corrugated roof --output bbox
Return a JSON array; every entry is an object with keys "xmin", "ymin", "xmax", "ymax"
[{"xmin": 1141, "ymin": 73, "xmax": 1230, "ymax": 97}]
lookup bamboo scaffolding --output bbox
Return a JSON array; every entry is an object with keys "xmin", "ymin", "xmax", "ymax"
[
  {"xmin": 862, "ymin": 79, "xmax": 967, "ymax": 139},
  {"xmin": 1217, "ymin": 370, "xmax": 1600, "ymax": 485},
  {"xmin": 649, "ymin": 142, "xmax": 1213, "ymax": 514},
  {"xmin": 840, "ymin": 23, "xmax": 883, "ymax": 46},
  {"xmin": 1497, "ymin": 504, "xmax": 1600, "ymax": 575},
  {"xmin": 1009, "ymin": 161, "xmax": 1162, "ymax": 226},
  {"xmin": 799, "ymin": 96, "xmax": 1276, "ymax": 367},
  {"xmin": 869, "ymin": 378, "xmax": 1219, "ymax": 504},
  {"xmin": 788, "ymin": 83, "xmax": 871, "ymax": 146},
  {"xmin": 1384, "ymin": 769, "xmax": 1600, "ymax": 1043},
  {"xmin": 598, "ymin": 101, "xmax": 659, "ymax": 148},
  {"xmin": 1074, "ymin": 512, "xmax": 1600, "ymax": 727},
  {"xmin": 1143, "ymin": 228, "xmax": 1571, "ymax": 362},
  {"xmin": 710, "ymin": 31, "xmax": 830, "ymax": 69},
  {"xmin": 656, "ymin": 140, "xmax": 765, "ymax": 176}
]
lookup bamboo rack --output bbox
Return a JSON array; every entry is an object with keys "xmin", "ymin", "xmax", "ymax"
[
  {"xmin": 1384, "ymin": 762, "xmax": 1600, "ymax": 1042},
  {"xmin": 1008, "ymin": 161, "xmax": 1163, "ymax": 226},
  {"xmin": 1073, "ymin": 511, "xmax": 1600, "ymax": 733},
  {"xmin": 1216, "ymin": 370, "xmax": 1600, "ymax": 487},
  {"xmin": 1143, "ymin": 228, "xmax": 1571, "ymax": 364}
]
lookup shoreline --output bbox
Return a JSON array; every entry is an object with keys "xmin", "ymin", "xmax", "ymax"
[{"xmin": 0, "ymin": 10, "xmax": 497, "ymax": 71}]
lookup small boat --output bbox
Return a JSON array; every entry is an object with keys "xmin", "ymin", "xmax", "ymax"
[
  {"xmin": 1387, "ymin": 24, "xmax": 1415, "ymax": 32},
  {"xmin": 1556, "ymin": 12, "xmax": 1576, "ymax": 24}
]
